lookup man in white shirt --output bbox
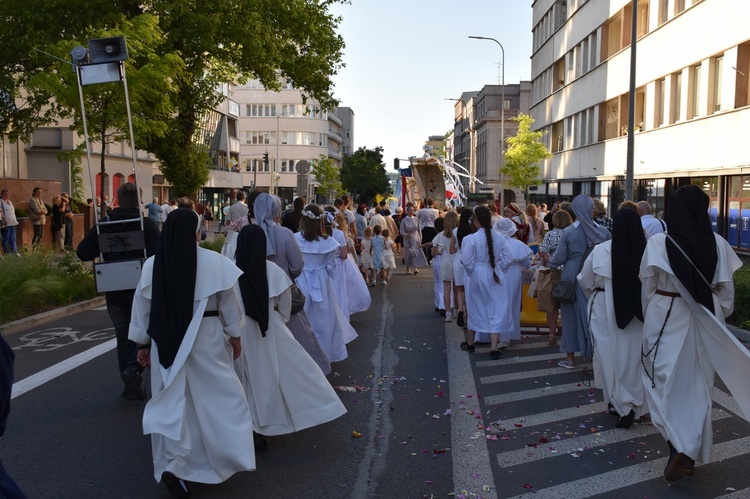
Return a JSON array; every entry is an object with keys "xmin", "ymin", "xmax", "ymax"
[
  {"xmin": 368, "ymin": 204, "xmax": 388, "ymax": 231},
  {"xmin": 160, "ymin": 200, "xmax": 171, "ymax": 224},
  {"xmin": 227, "ymin": 191, "xmax": 249, "ymax": 224},
  {"xmin": 637, "ymin": 201, "xmax": 667, "ymax": 239},
  {"xmin": 417, "ymin": 198, "xmax": 440, "ymax": 262}
]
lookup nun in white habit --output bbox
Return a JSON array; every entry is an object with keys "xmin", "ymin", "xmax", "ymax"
[
  {"xmin": 129, "ymin": 209, "xmax": 254, "ymax": 498},
  {"xmin": 578, "ymin": 208, "xmax": 648, "ymax": 429},
  {"xmin": 234, "ymin": 224, "xmax": 347, "ymax": 436},
  {"xmin": 640, "ymin": 185, "xmax": 750, "ymax": 481}
]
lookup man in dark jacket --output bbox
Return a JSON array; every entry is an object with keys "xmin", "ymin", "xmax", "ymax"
[
  {"xmin": 0, "ymin": 332, "xmax": 27, "ymax": 498},
  {"xmin": 77, "ymin": 183, "xmax": 159, "ymax": 400}
]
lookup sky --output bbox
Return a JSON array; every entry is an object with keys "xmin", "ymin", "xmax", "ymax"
[{"xmin": 329, "ymin": 0, "xmax": 533, "ymax": 166}]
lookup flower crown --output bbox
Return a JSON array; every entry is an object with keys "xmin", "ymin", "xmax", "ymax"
[{"xmin": 302, "ymin": 209, "xmax": 324, "ymax": 220}]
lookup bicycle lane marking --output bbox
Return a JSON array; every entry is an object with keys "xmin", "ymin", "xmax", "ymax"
[{"xmin": 11, "ymin": 338, "xmax": 116, "ymax": 399}]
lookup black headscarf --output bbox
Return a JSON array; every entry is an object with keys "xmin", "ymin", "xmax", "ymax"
[
  {"xmin": 611, "ymin": 208, "xmax": 646, "ymax": 329},
  {"xmin": 665, "ymin": 185, "xmax": 718, "ymax": 314},
  {"xmin": 236, "ymin": 225, "xmax": 269, "ymax": 335},
  {"xmin": 147, "ymin": 209, "xmax": 198, "ymax": 368}
]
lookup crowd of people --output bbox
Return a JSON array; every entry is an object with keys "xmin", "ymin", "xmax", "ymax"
[
  {"xmin": 391, "ymin": 189, "xmax": 748, "ymax": 484},
  {"xmin": 4, "ymin": 180, "xmax": 745, "ymax": 493}
]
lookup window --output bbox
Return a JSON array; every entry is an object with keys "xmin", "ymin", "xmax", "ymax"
[
  {"xmin": 554, "ymin": 57, "xmax": 566, "ymax": 90},
  {"xmin": 656, "ymin": 78, "xmax": 666, "ymax": 127},
  {"xmin": 601, "ymin": 14, "xmax": 623, "ymax": 60},
  {"xmin": 735, "ymin": 42, "xmax": 750, "ymax": 108},
  {"xmin": 712, "ymin": 56, "xmax": 723, "ymax": 113},
  {"xmin": 659, "ymin": 0, "xmax": 669, "ymax": 25},
  {"xmin": 245, "ymin": 159, "xmax": 268, "ymax": 173},
  {"xmin": 246, "ymin": 104, "xmax": 276, "ymax": 117},
  {"xmin": 637, "ymin": 0, "xmax": 649, "ymax": 38},
  {"xmin": 245, "ymin": 131, "xmax": 276, "ymax": 145},
  {"xmin": 589, "ymin": 31, "xmax": 598, "ymax": 69},
  {"xmin": 671, "ymin": 71, "xmax": 682, "ymax": 123},
  {"xmin": 551, "ymin": 121, "xmax": 564, "ymax": 153},
  {"xmin": 691, "ymin": 64, "xmax": 702, "ymax": 118},
  {"xmin": 280, "ymin": 159, "xmax": 296, "ymax": 173}
]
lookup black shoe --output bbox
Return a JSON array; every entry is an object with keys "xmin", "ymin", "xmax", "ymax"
[
  {"xmin": 162, "ymin": 471, "xmax": 190, "ymax": 498},
  {"xmin": 439, "ymin": 309, "xmax": 446, "ymax": 316},
  {"xmin": 120, "ymin": 389, "xmax": 136, "ymax": 401},
  {"xmin": 616, "ymin": 409, "xmax": 635, "ymax": 429},
  {"xmin": 460, "ymin": 342, "xmax": 475, "ymax": 353},
  {"xmin": 607, "ymin": 403, "xmax": 618, "ymax": 416},
  {"xmin": 121, "ymin": 365, "xmax": 145, "ymax": 401},
  {"xmin": 456, "ymin": 311, "xmax": 465, "ymax": 327},
  {"xmin": 253, "ymin": 432, "xmax": 269, "ymax": 451},
  {"xmin": 489, "ymin": 350, "xmax": 502, "ymax": 359}
]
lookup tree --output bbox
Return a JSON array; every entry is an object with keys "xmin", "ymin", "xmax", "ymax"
[
  {"xmin": 0, "ymin": 1, "xmax": 346, "ymax": 196},
  {"xmin": 310, "ymin": 155, "xmax": 343, "ymax": 202},
  {"xmin": 340, "ymin": 146, "xmax": 389, "ymax": 200},
  {"xmin": 502, "ymin": 114, "xmax": 551, "ymax": 192}
]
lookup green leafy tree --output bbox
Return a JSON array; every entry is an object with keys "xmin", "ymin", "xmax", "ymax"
[
  {"xmin": 502, "ymin": 114, "xmax": 551, "ymax": 192},
  {"xmin": 311, "ymin": 155, "xmax": 343, "ymax": 202},
  {"xmin": 340, "ymin": 146, "xmax": 389, "ymax": 200},
  {"xmin": 0, "ymin": 1, "xmax": 346, "ymax": 197}
]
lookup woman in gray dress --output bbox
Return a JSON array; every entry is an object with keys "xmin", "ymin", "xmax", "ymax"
[
  {"xmin": 399, "ymin": 204, "xmax": 426, "ymax": 274},
  {"xmin": 254, "ymin": 193, "xmax": 331, "ymax": 375},
  {"xmin": 549, "ymin": 195, "xmax": 610, "ymax": 369}
]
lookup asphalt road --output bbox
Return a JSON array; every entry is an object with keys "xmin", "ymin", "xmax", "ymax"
[{"xmin": 4, "ymin": 264, "xmax": 750, "ymax": 498}]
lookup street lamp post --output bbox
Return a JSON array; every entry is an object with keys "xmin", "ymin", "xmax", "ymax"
[
  {"xmin": 274, "ymin": 112, "xmax": 288, "ymax": 196},
  {"xmin": 469, "ymin": 35, "xmax": 506, "ymax": 209}
]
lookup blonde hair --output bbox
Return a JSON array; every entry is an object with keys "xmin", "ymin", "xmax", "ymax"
[
  {"xmin": 335, "ymin": 212, "xmax": 348, "ymax": 235},
  {"xmin": 525, "ymin": 203, "xmax": 538, "ymax": 220},
  {"xmin": 364, "ymin": 226, "xmax": 373, "ymax": 237},
  {"xmin": 506, "ymin": 202, "xmax": 528, "ymax": 225},
  {"xmin": 443, "ymin": 210, "xmax": 458, "ymax": 237}
]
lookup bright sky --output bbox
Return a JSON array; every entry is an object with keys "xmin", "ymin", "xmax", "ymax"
[{"xmin": 330, "ymin": 0, "xmax": 533, "ymax": 166}]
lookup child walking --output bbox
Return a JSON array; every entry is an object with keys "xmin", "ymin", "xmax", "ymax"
[
  {"xmin": 381, "ymin": 228, "xmax": 397, "ymax": 284},
  {"xmin": 371, "ymin": 225, "xmax": 385, "ymax": 287},
  {"xmin": 360, "ymin": 226, "xmax": 375, "ymax": 285}
]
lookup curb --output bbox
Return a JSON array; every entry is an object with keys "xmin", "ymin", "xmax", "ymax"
[{"xmin": 0, "ymin": 296, "xmax": 107, "ymax": 337}]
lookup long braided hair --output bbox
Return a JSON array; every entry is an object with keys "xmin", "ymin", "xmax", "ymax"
[{"xmin": 473, "ymin": 205, "xmax": 500, "ymax": 284}]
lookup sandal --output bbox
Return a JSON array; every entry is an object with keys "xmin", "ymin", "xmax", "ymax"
[
  {"xmin": 548, "ymin": 336, "xmax": 558, "ymax": 347},
  {"xmin": 459, "ymin": 342, "xmax": 475, "ymax": 353}
]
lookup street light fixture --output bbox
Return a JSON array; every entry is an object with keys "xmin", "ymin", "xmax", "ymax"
[{"xmin": 469, "ymin": 35, "xmax": 506, "ymax": 209}]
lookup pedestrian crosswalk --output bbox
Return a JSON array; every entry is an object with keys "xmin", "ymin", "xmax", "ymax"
[{"xmin": 447, "ymin": 325, "xmax": 750, "ymax": 499}]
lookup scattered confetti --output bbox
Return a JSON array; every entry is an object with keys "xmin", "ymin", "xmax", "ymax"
[{"xmin": 351, "ymin": 431, "xmax": 362, "ymax": 438}]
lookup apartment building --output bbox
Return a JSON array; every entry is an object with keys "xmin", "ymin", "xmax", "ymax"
[
  {"xmin": 232, "ymin": 78, "xmax": 340, "ymax": 207},
  {"xmin": 451, "ymin": 82, "xmax": 532, "ymax": 201},
  {"xmin": 335, "ymin": 107, "xmax": 355, "ymax": 156},
  {"xmin": 530, "ymin": 0, "xmax": 750, "ymax": 250}
]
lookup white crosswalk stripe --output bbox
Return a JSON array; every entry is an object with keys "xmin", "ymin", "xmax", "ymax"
[{"xmin": 449, "ymin": 327, "xmax": 750, "ymax": 498}]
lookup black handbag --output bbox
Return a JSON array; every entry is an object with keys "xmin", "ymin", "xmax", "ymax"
[
  {"xmin": 290, "ymin": 283, "xmax": 305, "ymax": 315},
  {"xmin": 551, "ymin": 280, "xmax": 576, "ymax": 303}
]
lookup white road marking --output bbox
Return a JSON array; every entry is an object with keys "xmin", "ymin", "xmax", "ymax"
[{"xmin": 11, "ymin": 338, "xmax": 116, "ymax": 399}]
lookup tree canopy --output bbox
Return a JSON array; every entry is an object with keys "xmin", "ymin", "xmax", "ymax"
[
  {"xmin": 0, "ymin": 0, "xmax": 346, "ymax": 196},
  {"xmin": 340, "ymin": 146, "xmax": 389, "ymax": 200},
  {"xmin": 310, "ymin": 155, "xmax": 343, "ymax": 202},
  {"xmin": 502, "ymin": 114, "xmax": 551, "ymax": 192}
]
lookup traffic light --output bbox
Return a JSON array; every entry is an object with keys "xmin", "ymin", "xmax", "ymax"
[
  {"xmin": 394, "ymin": 158, "xmax": 400, "ymax": 171},
  {"xmin": 263, "ymin": 152, "xmax": 269, "ymax": 165}
]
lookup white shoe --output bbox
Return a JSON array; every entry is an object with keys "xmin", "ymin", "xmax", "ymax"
[{"xmin": 445, "ymin": 313, "xmax": 452, "ymax": 323}]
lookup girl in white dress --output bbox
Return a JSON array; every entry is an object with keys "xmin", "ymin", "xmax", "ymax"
[
  {"xmin": 433, "ymin": 211, "xmax": 458, "ymax": 322},
  {"xmin": 129, "ymin": 209, "xmax": 254, "ymax": 498},
  {"xmin": 360, "ymin": 226, "xmax": 375, "ymax": 285},
  {"xmin": 381, "ymin": 229, "xmax": 397, "ymax": 283},
  {"xmin": 334, "ymin": 211, "xmax": 370, "ymax": 315},
  {"xmin": 460, "ymin": 205, "xmax": 511, "ymax": 359},
  {"xmin": 452, "ymin": 208, "xmax": 473, "ymax": 343},
  {"xmin": 294, "ymin": 204, "xmax": 358, "ymax": 362},
  {"xmin": 234, "ymin": 225, "xmax": 347, "ymax": 437}
]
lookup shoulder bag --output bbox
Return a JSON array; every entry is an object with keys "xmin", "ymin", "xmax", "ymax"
[{"xmin": 290, "ymin": 283, "xmax": 305, "ymax": 315}]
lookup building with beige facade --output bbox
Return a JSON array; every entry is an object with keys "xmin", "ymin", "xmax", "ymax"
[
  {"xmin": 451, "ymin": 82, "xmax": 532, "ymax": 202},
  {"xmin": 530, "ymin": 0, "xmax": 750, "ymax": 251}
]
